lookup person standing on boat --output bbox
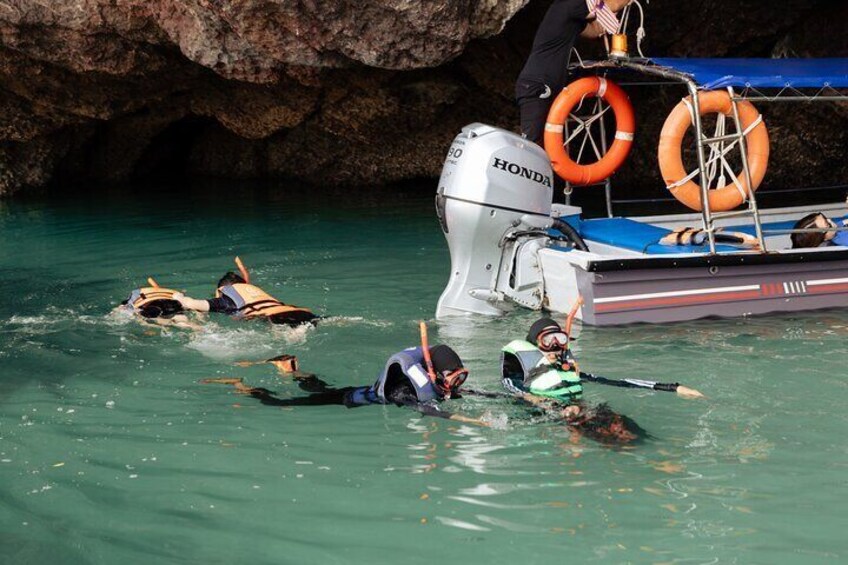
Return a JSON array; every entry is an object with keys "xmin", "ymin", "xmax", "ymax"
[
  {"xmin": 516, "ymin": 0, "xmax": 631, "ymax": 145},
  {"xmin": 173, "ymin": 257, "xmax": 318, "ymax": 327}
]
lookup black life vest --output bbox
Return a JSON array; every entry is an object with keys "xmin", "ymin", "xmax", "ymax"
[{"xmin": 346, "ymin": 347, "xmax": 443, "ymax": 406}]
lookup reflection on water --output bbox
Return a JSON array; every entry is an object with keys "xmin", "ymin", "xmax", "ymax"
[{"xmin": 1, "ymin": 183, "xmax": 846, "ymax": 563}]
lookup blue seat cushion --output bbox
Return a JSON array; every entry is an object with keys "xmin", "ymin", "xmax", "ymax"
[
  {"xmin": 557, "ymin": 215, "xmax": 848, "ymax": 255},
  {"xmin": 575, "ymin": 218, "xmax": 742, "ymax": 254}
]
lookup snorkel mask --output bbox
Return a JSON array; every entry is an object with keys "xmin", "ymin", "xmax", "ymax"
[
  {"xmin": 438, "ymin": 367, "xmax": 470, "ymax": 396},
  {"xmin": 419, "ymin": 321, "xmax": 468, "ymax": 398},
  {"xmin": 536, "ymin": 328, "xmax": 570, "ymax": 352},
  {"xmin": 530, "ymin": 297, "xmax": 584, "ymax": 369}
]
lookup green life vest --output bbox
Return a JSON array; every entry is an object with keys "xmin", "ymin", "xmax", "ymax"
[{"xmin": 501, "ymin": 340, "xmax": 582, "ymax": 401}]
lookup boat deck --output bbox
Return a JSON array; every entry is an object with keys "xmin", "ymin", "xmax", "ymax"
[{"xmin": 563, "ymin": 215, "xmax": 848, "ymax": 255}]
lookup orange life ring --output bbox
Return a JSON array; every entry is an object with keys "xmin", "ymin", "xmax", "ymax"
[
  {"xmin": 658, "ymin": 91, "xmax": 769, "ymax": 212},
  {"xmin": 544, "ymin": 77, "xmax": 635, "ymax": 186}
]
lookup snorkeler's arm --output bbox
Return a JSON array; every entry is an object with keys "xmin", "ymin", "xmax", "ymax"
[
  {"xmin": 411, "ymin": 403, "xmax": 490, "ymax": 427},
  {"xmin": 171, "ymin": 292, "xmax": 211, "ymax": 312},
  {"xmin": 460, "ymin": 388, "xmax": 512, "ymax": 399},
  {"xmin": 146, "ymin": 314, "xmax": 202, "ymax": 331},
  {"xmin": 235, "ymin": 354, "xmax": 300, "ymax": 375},
  {"xmin": 671, "ymin": 385, "xmax": 705, "ymax": 399},
  {"xmin": 579, "ymin": 372, "xmax": 705, "ymax": 399},
  {"xmin": 290, "ymin": 374, "xmax": 338, "ymax": 394},
  {"xmin": 511, "ymin": 391, "xmax": 582, "ymax": 419},
  {"xmin": 514, "ymin": 391, "xmax": 553, "ymax": 409},
  {"xmin": 201, "ymin": 377, "xmax": 348, "ymax": 407}
]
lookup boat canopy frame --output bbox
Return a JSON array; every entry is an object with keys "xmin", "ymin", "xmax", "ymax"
[{"xmin": 565, "ymin": 57, "xmax": 848, "ymax": 253}]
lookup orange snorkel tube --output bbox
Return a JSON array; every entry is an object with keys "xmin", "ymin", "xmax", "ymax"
[
  {"xmin": 234, "ymin": 256, "xmax": 251, "ymax": 284},
  {"xmin": 147, "ymin": 277, "xmax": 160, "ymax": 288},
  {"xmin": 564, "ymin": 295, "xmax": 583, "ymax": 373},
  {"xmin": 419, "ymin": 321, "xmax": 469, "ymax": 398},
  {"xmin": 565, "ymin": 295, "xmax": 583, "ymax": 346},
  {"xmin": 419, "ymin": 321, "xmax": 439, "ymax": 385}
]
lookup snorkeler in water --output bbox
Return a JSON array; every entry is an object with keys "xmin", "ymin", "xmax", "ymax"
[
  {"xmin": 118, "ymin": 277, "xmax": 199, "ymax": 330},
  {"xmin": 203, "ymin": 324, "xmax": 486, "ymax": 426},
  {"xmin": 500, "ymin": 314, "xmax": 704, "ymax": 443},
  {"xmin": 174, "ymin": 257, "xmax": 318, "ymax": 327}
]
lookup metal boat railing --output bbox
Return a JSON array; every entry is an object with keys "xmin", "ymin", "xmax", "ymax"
[{"xmin": 567, "ymin": 58, "xmax": 848, "ymax": 254}]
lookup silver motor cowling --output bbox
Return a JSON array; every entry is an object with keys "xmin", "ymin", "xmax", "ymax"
[{"xmin": 435, "ymin": 123, "xmax": 554, "ymax": 318}]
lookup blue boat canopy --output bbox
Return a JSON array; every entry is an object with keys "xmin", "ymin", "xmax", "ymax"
[{"xmin": 650, "ymin": 58, "xmax": 848, "ymax": 90}]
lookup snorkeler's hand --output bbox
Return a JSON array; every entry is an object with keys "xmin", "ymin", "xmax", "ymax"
[
  {"xmin": 675, "ymin": 385, "xmax": 705, "ymax": 399},
  {"xmin": 561, "ymin": 404, "xmax": 582, "ymax": 419},
  {"xmin": 200, "ymin": 377, "xmax": 255, "ymax": 394},
  {"xmin": 448, "ymin": 413, "xmax": 490, "ymax": 428}
]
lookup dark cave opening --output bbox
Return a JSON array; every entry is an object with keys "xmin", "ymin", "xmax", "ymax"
[{"xmin": 131, "ymin": 115, "xmax": 220, "ymax": 179}]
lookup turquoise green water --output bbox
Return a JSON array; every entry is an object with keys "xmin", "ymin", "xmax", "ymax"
[{"xmin": 1, "ymin": 183, "xmax": 846, "ymax": 564}]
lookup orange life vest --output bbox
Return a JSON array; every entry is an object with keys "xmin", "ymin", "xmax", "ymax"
[
  {"xmin": 124, "ymin": 286, "xmax": 184, "ymax": 319},
  {"xmin": 217, "ymin": 283, "xmax": 313, "ymax": 320},
  {"xmin": 126, "ymin": 287, "xmax": 179, "ymax": 311}
]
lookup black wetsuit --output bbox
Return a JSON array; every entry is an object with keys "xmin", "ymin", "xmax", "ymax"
[
  {"xmin": 516, "ymin": 0, "xmax": 590, "ymax": 145},
  {"xmin": 243, "ymin": 375, "xmax": 455, "ymax": 419}
]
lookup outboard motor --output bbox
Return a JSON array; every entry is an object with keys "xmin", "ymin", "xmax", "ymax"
[{"xmin": 435, "ymin": 123, "xmax": 557, "ymax": 318}]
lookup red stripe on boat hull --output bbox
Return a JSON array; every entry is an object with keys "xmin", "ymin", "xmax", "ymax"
[
  {"xmin": 808, "ymin": 282, "xmax": 848, "ymax": 294},
  {"xmin": 595, "ymin": 289, "xmax": 764, "ymax": 313}
]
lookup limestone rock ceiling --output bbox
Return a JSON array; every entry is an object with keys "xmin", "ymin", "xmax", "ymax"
[{"xmin": 0, "ymin": 0, "xmax": 844, "ymax": 196}]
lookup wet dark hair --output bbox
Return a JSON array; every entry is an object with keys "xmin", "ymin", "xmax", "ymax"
[
  {"xmin": 138, "ymin": 299, "xmax": 184, "ymax": 319},
  {"xmin": 573, "ymin": 403, "xmax": 647, "ymax": 445},
  {"xmin": 527, "ymin": 317, "xmax": 562, "ymax": 344},
  {"xmin": 791, "ymin": 213, "xmax": 827, "ymax": 249},
  {"xmin": 218, "ymin": 271, "xmax": 246, "ymax": 288},
  {"xmin": 429, "ymin": 344, "xmax": 463, "ymax": 373}
]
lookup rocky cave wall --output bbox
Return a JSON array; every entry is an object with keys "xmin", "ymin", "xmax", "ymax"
[{"xmin": 0, "ymin": 0, "xmax": 845, "ymax": 197}]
